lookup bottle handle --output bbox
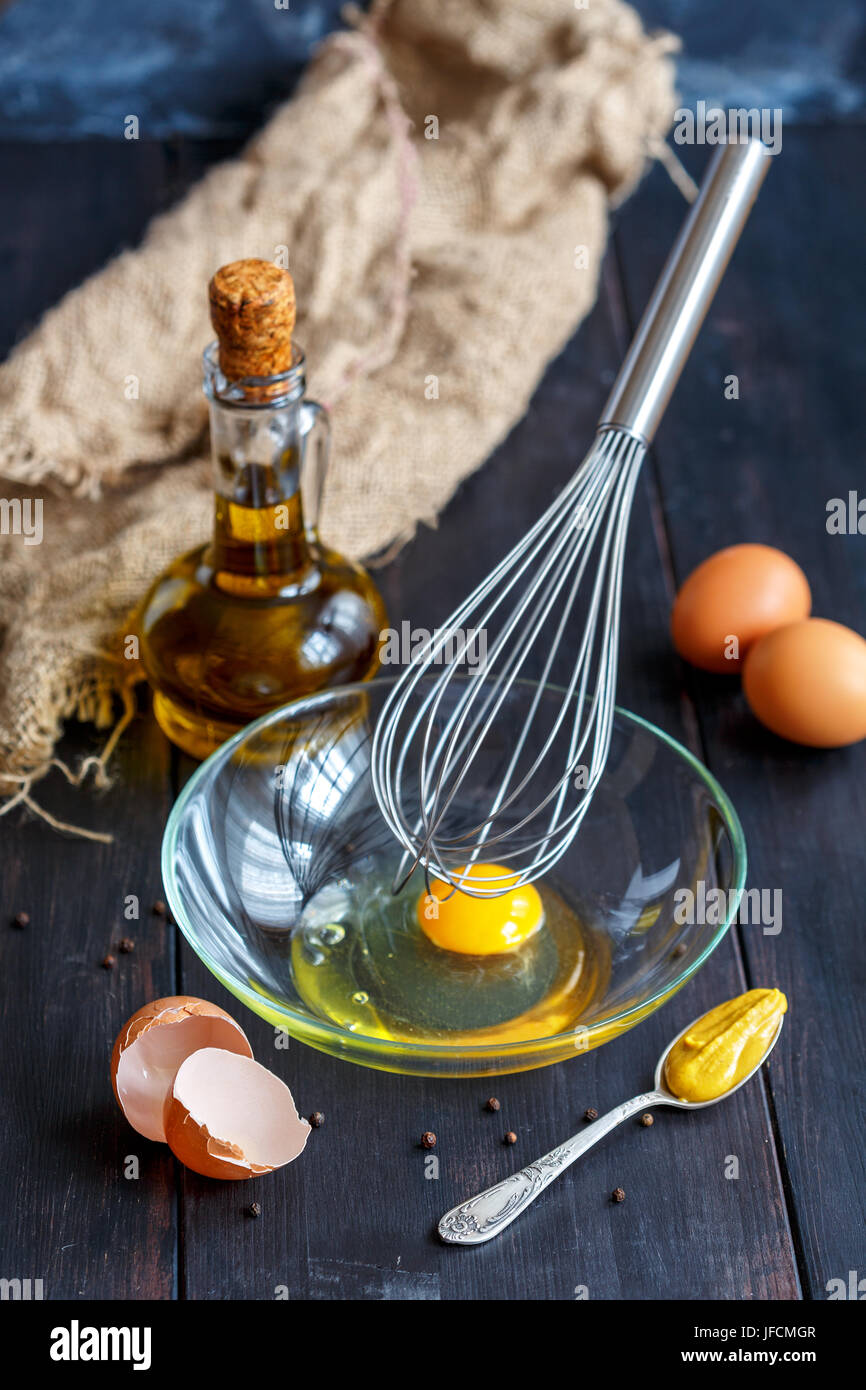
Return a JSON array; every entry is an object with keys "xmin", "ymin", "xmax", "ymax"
[{"xmin": 299, "ymin": 399, "xmax": 330, "ymax": 541}]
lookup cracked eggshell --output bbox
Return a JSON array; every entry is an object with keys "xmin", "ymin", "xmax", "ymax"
[
  {"xmin": 164, "ymin": 1047, "xmax": 311, "ymax": 1180},
  {"xmin": 111, "ymin": 997, "xmax": 253, "ymax": 1143}
]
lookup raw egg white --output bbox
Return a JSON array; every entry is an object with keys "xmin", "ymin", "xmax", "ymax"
[
  {"xmin": 417, "ymin": 862, "xmax": 544, "ymax": 955},
  {"xmin": 743, "ymin": 618, "xmax": 866, "ymax": 747},
  {"xmin": 672, "ymin": 544, "xmax": 811, "ymax": 673}
]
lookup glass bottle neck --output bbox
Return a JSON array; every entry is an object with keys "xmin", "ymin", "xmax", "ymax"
[{"xmin": 204, "ymin": 342, "xmax": 314, "ymax": 585}]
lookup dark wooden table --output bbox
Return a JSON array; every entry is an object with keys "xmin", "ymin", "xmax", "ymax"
[{"xmin": 2, "ymin": 129, "xmax": 864, "ymax": 1301}]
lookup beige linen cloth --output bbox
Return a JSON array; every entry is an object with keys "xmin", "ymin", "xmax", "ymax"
[{"xmin": 0, "ymin": 0, "xmax": 678, "ymax": 833}]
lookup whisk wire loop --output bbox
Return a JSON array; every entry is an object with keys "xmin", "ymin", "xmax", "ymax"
[
  {"xmin": 370, "ymin": 140, "xmax": 772, "ymax": 898},
  {"xmin": 372, "ymin": 428, "xmax": 646, "ymax": 897}
]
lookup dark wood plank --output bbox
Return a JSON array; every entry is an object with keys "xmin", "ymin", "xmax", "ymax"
[
  {"xmin": 0, "ymin": 142, "xmax": 172, "ymax": 358},
  {"xmin": 615, "ymin": 126, "xmax": 866, "ymax": 1299},
  {"xmin": 0, "ymin": 707, "xmax": 177, "ymax": 1298},
  {"xmin": 0, "ymin": 139, "xmax": 187, "ymax": 1300}
]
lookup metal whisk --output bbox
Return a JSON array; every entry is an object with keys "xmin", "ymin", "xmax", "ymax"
[{"xmin": 371, "ymin": 139, "xmax": 771, "ymax": 898}]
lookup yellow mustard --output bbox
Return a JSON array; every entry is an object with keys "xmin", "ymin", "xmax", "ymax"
[{"xmin": 664, "ymin": 988, "xmax": 787, "ymax": 1103}]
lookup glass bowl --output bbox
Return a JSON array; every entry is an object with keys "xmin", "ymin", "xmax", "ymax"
[{"xmin": 162, "ymin": 677, "xmax": 746, "ymax": 1077}]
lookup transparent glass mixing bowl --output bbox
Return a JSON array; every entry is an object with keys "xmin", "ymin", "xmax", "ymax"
[{"xmin": 162, "ymin": 678, "xmax": 746, "ymax": 1077}]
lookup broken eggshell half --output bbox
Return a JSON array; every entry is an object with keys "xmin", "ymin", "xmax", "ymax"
[
  {"xmin": 111, "ymin": 996, "xmax": 254, "ymax": 1143},
  {"xmin": 164, "ymin": 1047, "xmax": 311, "ymax": 1179}
]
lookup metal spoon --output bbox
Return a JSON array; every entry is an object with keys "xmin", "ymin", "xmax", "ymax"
[{"xmin": 438, "ymin": 1008, "xmax": 784, "ymax": 1245}]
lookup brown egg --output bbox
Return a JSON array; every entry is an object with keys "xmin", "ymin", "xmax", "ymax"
[
  {"xmin": 743, "ymin": 618, "xmax": 866, "ymax": 747},
  {"xmin": 672, "ymin": 544, "xmax": 811, "ymax": 673},
  {"xmin": 110, "ymin": 997, "xmax": 253, "ymax": 1142},
  {"xmin": 164, "ymin": 1048, "xmax": 311, "ymax": 1180}
]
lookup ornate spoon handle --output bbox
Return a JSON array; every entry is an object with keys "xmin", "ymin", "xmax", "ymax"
[{"xmin": 438, "ymin": 1090, "xmax": 666, "ymax": 1245}]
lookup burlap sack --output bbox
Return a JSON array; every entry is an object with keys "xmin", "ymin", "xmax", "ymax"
[{"xmin": 0, "ymin": 0, "xmax": 677, "ymax": 824}]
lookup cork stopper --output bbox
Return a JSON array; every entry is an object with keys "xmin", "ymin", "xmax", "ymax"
[{"xmin": 208, "ymin": 259, "xmax": 296, "ymax": 382}]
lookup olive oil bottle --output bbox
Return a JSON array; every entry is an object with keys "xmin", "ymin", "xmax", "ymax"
[{"xmin": 138, "ymin": 260, "xmax": 386, "ymax": 760}]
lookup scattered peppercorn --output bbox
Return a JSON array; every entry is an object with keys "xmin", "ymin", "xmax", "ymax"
[
  {"xmin": 102, "ymin": 954, "xmax": 116, "ymax": 969},
  {"xmin": 421, "ymin": 1131, "xmax": 437, "ymax": 1150},
  {"xmin": 309, "ymin": 1111, "xmax": 325, "ymax": 1128},
  {"xmin": 246, "ymin": 1202, "xmax": 261, "ymax": 1219},
  {"xmin": 118, "ymin": 938, "xmax": 135, "ymax": 954},
  {"xmin": 152, "ymin": 901, "xmax": 166, "ymax": 917},
  {"xmin": 583, "ymin": 1107, "xmax": 598, "ymax": 1122},
  {"xmin": 485, "ymin": 1097, "xmax": 501, "ymax": 1112},
  {"xmin": 640, "ymin": 1113, "xmax": 654, "ymax": 1127},
  {"xmin": 612, "ymin": 1187, "xmax": 626, "ymax": 1203},
  {"xmin": 12, "ymin": 911, "xmax": 30, "ymax": 929},
  {"xmin": 503, "ymin": 1131, "xmax": 517, "ymax": 1145},
  {"xmin": 673, "ymin": 942, "xmax": 687, "ymax": 958}
]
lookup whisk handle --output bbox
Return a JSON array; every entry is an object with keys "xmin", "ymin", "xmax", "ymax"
[{"xmin": 599, "ymin": 137, "xmax": 772, "ymax": 444}]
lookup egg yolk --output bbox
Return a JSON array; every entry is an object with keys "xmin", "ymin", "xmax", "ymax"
[{"xmin": 417, "ymin": 863, "xmax": 544, "ymax": 955}]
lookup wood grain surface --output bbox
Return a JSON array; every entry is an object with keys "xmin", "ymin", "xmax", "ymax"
[{"xmin": 0, "ymin": 128, "xmax": 862, "ymax": 1300}]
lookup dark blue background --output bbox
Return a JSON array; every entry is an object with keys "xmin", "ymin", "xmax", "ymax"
[{"xmin": 0, "ymin": 0, "xmax": 863, "ymax": 139}]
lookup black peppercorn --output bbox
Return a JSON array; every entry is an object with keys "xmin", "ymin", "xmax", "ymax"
[
  {"xmin": 12, "ymin": 911, "xmax": 30, "ymax": 928},
  {"xmin": 246, "ymin": 1202, "xmax": 261, "ymax": 1219},
  {"xmin": 640, "ymin": 1113, "xmax": 654, "ymax": 1127},
  {"xmin": 421, "ymin": 1131, "xmax": 437, "ymax": 1149},
  {"xmin": 612, "ymin": 1187, "xmax": 625, "ymax": 1203},
  {"xmin": 503, "ymin": 1131, "xmax": 517, "ymax": 1145},
  {"xmin": 485, "ymin": 1097, "xmax": 501, "ymax": 1112},
  {"xmin": 152, "ymin": 900, "xmax": 166, "ymax": 917},
  {"xmin": 118, "ymin": 938, "xmax": 135, "ymax": 954},
  {"xmin": 309, "ymin": 1111, "xmax": 325, "ymax": 1128},
  {"xmin": 102, "ymin": 953, "xmax": 116, "ymax": 969},
  {"xmin": 583, "ymin": 1107, "xmax": 598, "ymax": 1122}
]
